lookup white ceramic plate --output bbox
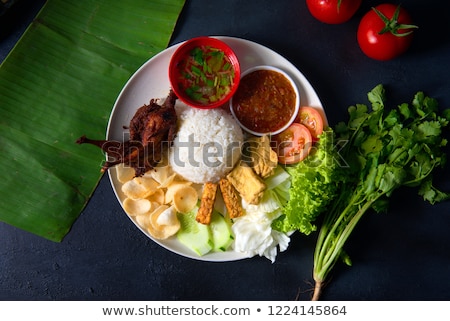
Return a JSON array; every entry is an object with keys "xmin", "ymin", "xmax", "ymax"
[{"xmin": 107, "ymin": 36, "xmax": 325, "ymax": 262}]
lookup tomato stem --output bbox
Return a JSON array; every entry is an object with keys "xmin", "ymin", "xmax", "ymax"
[{"xmin": 373, "ymin": 5, "xmax": 418, "ymax": 37}]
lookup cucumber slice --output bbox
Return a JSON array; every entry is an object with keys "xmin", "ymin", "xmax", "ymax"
[
  {"xmin": 177, "ymin": 209, "xmax": 213, "ymax": 256},
  {"xmin": 210, "ymin": 210, "xmax": 234, "ymax": 252}
]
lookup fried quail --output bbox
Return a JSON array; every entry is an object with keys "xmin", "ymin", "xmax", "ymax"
[{"xmin": 76, "ymin": 90, "xmax": 178, "ymax": 176}]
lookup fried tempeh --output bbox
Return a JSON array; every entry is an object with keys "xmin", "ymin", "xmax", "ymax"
[
  {"xmin": 219, "ymin": 178, "xmax": 243, "ymax": 219},
  {"xmin": 196, "ymin": 182, "xmax": 218, "ymax": 225}
]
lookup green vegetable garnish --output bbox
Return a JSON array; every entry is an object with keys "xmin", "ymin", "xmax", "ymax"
[
  {"xmin": 274, "ymin": 84, "xmax": 450, "ymax": 300},
  {"xmin": 311, "ymin": 84, "xmax": 450, "ymax": 300},
  {"xmin": 272, "ymin": 128, "xmax": 343, "ymax": 235}
]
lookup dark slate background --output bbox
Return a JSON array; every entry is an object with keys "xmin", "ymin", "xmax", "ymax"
[{"xmin": 1, "ymin": 0, "xmax": 450, "ymax": 300}]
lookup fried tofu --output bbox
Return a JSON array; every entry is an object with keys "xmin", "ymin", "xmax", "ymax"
[
  {"xmin": 227, "ymin": 163, "xmax": 266, "ymax": 205},
  {"xmin": 243, "ymin": 135, "xmax": 278, "ymax": 178},
  {"xmin": 196, "ymin": 182, "xmax": 218, "ymax": 225},
  {"xmin": 219, "ymin": 178, "xmax": 243, "ymax": 219}
]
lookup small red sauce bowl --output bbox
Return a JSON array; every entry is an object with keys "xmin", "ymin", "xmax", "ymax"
[{"xmin": 169, "ymin": 37, "xmax": 241, "ymax": 109}]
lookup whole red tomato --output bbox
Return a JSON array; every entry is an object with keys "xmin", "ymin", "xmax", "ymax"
[
  {"xmin": 306, "ymin": 0, "xmax": 362, "ymax": 24},
  {"xmin": 357, "ymin": 4, "xmax": 418, "ymax": 61}
]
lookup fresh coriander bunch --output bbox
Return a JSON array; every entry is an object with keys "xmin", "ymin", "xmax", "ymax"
[
  {"xmin": 334, "ymin": 84, "xmax": 449, "ymax": 203},
  {"xmin": 312, "ymin": 84, "xmax": 450, "ymax": 300}
]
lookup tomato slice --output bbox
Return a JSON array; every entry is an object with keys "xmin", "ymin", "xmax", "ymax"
[
  {"xmin": 295, "ymin": 106, "xmax": 324, "ymax": 141},
  {"xmin": 271, "ymin": 123, "xmax": 313, "ymax": 164}
]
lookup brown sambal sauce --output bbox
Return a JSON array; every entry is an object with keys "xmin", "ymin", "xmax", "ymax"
[{"xmin": 232, "ymin": 69, "xmax": 296, "ymax": 133}]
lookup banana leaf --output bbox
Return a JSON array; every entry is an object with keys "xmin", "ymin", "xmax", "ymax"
[{"xmin": 0, "ymin": 0, "xmax": 186, "ymax": 241}]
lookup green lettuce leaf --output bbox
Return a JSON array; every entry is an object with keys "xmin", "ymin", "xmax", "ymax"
[{"xmin": 272, "ymin": 128, "xmax": 344, "ymax": 235}]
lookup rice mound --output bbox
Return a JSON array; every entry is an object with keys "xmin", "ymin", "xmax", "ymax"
[{"xmin": 169, "ymin": 104, "xmax": 244, "ymax": 184}]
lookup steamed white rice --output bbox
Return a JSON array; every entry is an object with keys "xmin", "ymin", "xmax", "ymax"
[{"xmin": 169, "ymin": 104, "xmax": 244, "ymax": 184}]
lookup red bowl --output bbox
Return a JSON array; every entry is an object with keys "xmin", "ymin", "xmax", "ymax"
[{"xmin": 169, "ymin": 37, "xmax": 240, "ymax": 109}]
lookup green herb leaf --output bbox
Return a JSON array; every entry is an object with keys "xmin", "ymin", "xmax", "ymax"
[{"xmin": 311, "ymin": 84, "xmax": 450, "ymax": 300}]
